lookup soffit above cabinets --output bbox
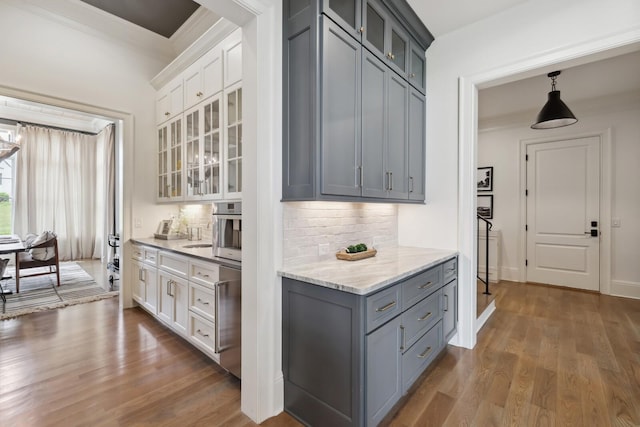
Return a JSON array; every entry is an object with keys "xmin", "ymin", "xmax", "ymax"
[{"xmin": 79, "ymin": 0, "xmax": 200, "ymax": 38}]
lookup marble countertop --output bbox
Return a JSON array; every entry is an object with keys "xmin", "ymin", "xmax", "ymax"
[
  {"xmin": 278, "ymin": 246, "xmax": 458, "ymax": 295},
  {"xmin": 130, "ymin": 237, "xmax": 241, "ymax": 269}
]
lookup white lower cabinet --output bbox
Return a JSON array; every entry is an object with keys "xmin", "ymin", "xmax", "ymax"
[
  {"xmin": 129, "ymin": 243, "xmax": 222, "ymax": 363},
  {"xmin": 158, "ymin": 271, "xmax": 189, "ymax": 336}
]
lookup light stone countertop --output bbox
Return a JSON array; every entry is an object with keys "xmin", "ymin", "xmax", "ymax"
[
  {"xmin": 278, "ymin": 246, "xmax": 458, "ymax": 295},
  {"xmin": 130, "ymin": 237, "xmax": 241, "ymax": 269}
]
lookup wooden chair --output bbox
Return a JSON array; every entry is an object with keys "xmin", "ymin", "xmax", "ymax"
[{"xmin": 15, "ymin": 237, "xmax": 60, "ymax": 293}]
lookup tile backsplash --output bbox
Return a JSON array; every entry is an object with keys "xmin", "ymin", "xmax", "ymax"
[
  {"xmin": 283, "ymin": 202, "xmax": 398, "ymax": 266},
  {"xmin": 178, "ymin": 204, "xmax": 213, "ymax": 242}
]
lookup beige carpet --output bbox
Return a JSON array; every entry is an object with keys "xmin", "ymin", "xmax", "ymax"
[{"xmin": 1, "ymin": 261, "xmax": 118, "ymax": 320}]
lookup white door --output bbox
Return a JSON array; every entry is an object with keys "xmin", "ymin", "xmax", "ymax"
[{"xmin": 526, "ymin": 136, "xmax": 600, "ymax": 291}]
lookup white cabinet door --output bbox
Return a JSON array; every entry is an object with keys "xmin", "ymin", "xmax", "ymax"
[
  {"xmin": 158, "ymin": 271, "xmax": 188, "ymax": 336},
  {"xmin": 223, "ymin": 29, "xmax": 242, "ymax": 88},
  {"xmin": 156, "ymin": 77, "xmax": 184, "ymax": 124},
  {"xmin": 223, "ymin": 82, "xmax": 243, "ymax": 200},
  {"xmin": 157, "ymin": 116, "xmax": 184, "ymax": 202},
  {"xmin": 131, "ymin": 259, "xmax": 144, "ymax": 304},
  {"xmin": 184, "ymin": 47, "xmax": 223, "ymax": 109}
]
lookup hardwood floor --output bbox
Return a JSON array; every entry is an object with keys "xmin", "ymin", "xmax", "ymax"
[{"xmin": 1, "ymin": 281, "xmax": 639, "ymax": 426}]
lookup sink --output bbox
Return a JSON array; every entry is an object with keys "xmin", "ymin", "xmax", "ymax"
[{"xmin": 182, "ymin": 243, "xmax": 213, "ymax": 249}]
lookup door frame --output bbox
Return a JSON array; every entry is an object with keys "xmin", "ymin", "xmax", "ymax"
[{"xmin": 518, "ymin": 130, "xmax": 612, "ymax": 294}]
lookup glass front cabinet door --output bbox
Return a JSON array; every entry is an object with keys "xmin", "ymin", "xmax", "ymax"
[
  {"xmin": 184, "ymin": 94, "xmax": 222, "ymax": 201},
  {"xmin": 321, "ymin": 0, "xmax": 362, "ymax": 39},
  {"xmin": 224, "ymin": 83, "xmax": 242, "ymax": 199},
  {"xmin": 157, "ymin": 115, "xmax": 183, "ymax": 201}
]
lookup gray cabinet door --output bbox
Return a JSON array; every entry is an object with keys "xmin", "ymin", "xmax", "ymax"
[
  {"xmin": 443, "ymin": 279, "xmax": 458, "ymax": 342},
  {"xmin": 283, "ymin": 0, "xmax": 317, "ymax": 200},
  {"xmin": 366, "ymin": 315, "xmax": 402, "ymax": 427},
  {"xmin": 408, "ymin": 86, "xmax": 425, "ymax": 201},
  {"xmin": 386, "ymin": 72, "xmax": 409, "ymax": 199},
  {"xmin": 322, "ymin": 0, "xmax": 362, "ymax": 40},
  {"xmin": 321, "ymin": 17, "xmax": 362, "ymax": 197},
  {"xmin": 361, "ymin": 50, "xmax": 387, "ymax": 198},
  {"xmin": 409, "ymin": 40, "xmax": 426, "ymax": 94}
]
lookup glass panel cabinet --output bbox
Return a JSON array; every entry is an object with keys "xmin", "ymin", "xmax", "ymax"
[
  {"xmin": 184, "ymin": 94, "xmax": 223, "ymax": 201},
  {"xmin": 322, "ymin": 0, "xmax": 362, "ymax": 39},
  {"xmin": 224, "ymin": 83, "xmax": 242, "ymax": 198},
  {"xmin": 157, "ymin": 115, "xmax": 183, "ymax": 201}
]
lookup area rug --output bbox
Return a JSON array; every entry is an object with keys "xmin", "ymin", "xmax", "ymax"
[{"xmin": 1, "ymin": 262, "xmax": 119, "ymax": 320}]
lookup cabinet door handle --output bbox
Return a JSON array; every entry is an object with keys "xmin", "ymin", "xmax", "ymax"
[
  {"xmin": 400, "ymin": 325, "xmax": 405, "ymax": 351},
  {"xmin": 358, "ymin": 166, "xmax": 363, "ymax": 188},
  {"xmin": 358, "ymin": 26, "xmax": 365, "ymax": 34},
  {"xmin": 196, "ymin": 91, "xmax": 203, "ymax": 97},
  {"xmin": 418, "ymin": 346, "xmax": 433, "ymax": 359},
  {"xmin": 444, "ymin": 294, "xmax": 449, "ymax": 312},
  {"xmin": 375, "ymin": 300, "xmax": 397, "ymax": 312},
  {"xmin": 196, "ymin": 329, "xmax": 209, "ymax": 338},
  {"xmin": 138, "ymin": 268, "xmax": 142, "ymax": 281},
  {"xmin": 418, "ymin": 281, "xmax": 433, "ymax": 290},
  {"xmin": 389, "ymin": 172, "xmax": 393, "ymax": 191},
  {"xmin": 385, "ymin": 171, "xmax": 390, "ymax": 191},
  {"xmin": 418, "ymin": 311, "xmax": 433, "ymax": 321},
  {"xmin": 196, "ymin": 297, "xmax": 210, "ymax": 305},
  {"xmin": 410, "ymin": 72, "xmax": 416, "ymax": 78},
  {"xmin": 409, "ymin": 176, "xmax": 414, "ymax": 193},
  {"xmin": 164, "ymin": 112, "xmax": 170, "ymax": 117}
]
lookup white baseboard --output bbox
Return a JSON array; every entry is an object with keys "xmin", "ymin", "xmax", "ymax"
[
  {"xmin": 501, "ymin": 266, "xmax": 521, "ymax": 282},
  {"xmin": 610, "ymin": 280, "xmax": 640, "ymax": 300},
  {"xmin": 476, "ymin": 300, "xmax": 496, "ymax": 332}
]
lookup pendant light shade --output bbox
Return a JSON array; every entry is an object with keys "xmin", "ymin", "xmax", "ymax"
[{"xmin": 531, "ymin": 71, "xmax": 578, "ymax": 129}]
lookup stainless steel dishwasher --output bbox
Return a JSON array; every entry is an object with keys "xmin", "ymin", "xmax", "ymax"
[{"xmin": 216, "ymin": 265, "xmax": 241, "ymax": 378}]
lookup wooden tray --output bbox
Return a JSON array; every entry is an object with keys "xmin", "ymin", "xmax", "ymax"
[{"xmin": 336, "ymin": 248, "xmax": 377, "ymax": 261}]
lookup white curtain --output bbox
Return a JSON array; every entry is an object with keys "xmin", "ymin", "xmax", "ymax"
[{"xmin": 14, "ymin": 124, "xmax": 114, "ymax": 261}]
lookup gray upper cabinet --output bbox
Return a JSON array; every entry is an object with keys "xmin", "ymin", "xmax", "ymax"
[
  {"xmin": 322, "ymin": 0, "xmax": 363, "ymax": 40},
  {"xmin": 283, "ymin": 0, "xmax": 433, "ymax": 203},
  {"xmin": 409, "ymin": 39, "xmax": 426, "ymax": 93},
  {"xmin": 408, "ymin": 86, "xmax": 425, "ymax": 200},
  {"xmin": 363, "ymin": 0, "xmax": 410, "ymax": 79},
  {"xmin": 321, "ymin": 18, "xmax": 362, "ymax": 197}
]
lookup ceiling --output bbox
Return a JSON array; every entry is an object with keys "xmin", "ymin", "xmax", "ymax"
[{"xmin": 79, "ymin": 0, "xmax": 200, "ymax": 38}]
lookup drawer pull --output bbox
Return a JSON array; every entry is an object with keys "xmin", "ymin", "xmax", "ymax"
[
  {"xmin": 197, "ymin": 272, "xmax": 210, "ymax": 278},
  {"xmin": 400, "ymin": 325, "xmax": 406, "ymax": 351},
  {"xmin": 444, "ymin": 294, "xmax": 449, "ymax": 312},
  {"xmin": 418, "ymin": 311, "xmax": 433, "ymax": 321},
  {"xmin": 447, "ymin": 267, "xmax": 455, "ymax": 272},
  {"xmin": 418, "ymin": 346, "xmax": 433, "ymax": 359},
  {"xmin": 418, "ymin": 281, "xmax": 433, "ymax": 290},
  {"xmin": 375, "ymin": 300, "xmax": 397, "ymax": 312},
  {"xmin": 196, "ymin": 298, "xmax": 210, "ymax": 305},
  {"xmin": 196, "ymin": 329, "xmax": 210, "ymax": 338}
]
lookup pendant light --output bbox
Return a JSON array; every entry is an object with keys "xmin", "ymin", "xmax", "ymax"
[{"xmin": 531, "ymin": 71, "xmax": 578, "ymax": 129}]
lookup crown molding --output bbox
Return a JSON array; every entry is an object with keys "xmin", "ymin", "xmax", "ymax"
[
  {"xmin": 3, "ymin": 0, "xmax": 176, "ymax": 63},
  {"xmin": 151, "ymin": 19, "xmax": 239, "ymax": 90},
  {"xmin": 171, "ymin": 7, "xmax": 222, "ymax": 55}
]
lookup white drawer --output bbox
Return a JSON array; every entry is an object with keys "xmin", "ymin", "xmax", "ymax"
[
  {"xmin": 189, "ymin": 261, "xmax": 219, "ymax": 288},
  {"xmin": 131, "ymin": 244, "xmax": 143, "ymax": 260},
  {"xmin": 143, "ymin": 247, "xmax": 158, "ymax": 266},
  {"xmin": 158, "ymin": 251, "xmax": 188, "ymax": 278},
  {"xmin": 189, "ymin": 282, "xmax": 215, "ymax": 321},
  {"xmin": 189, "ymin": 312, "xmax": 216, "ymax": 357}
]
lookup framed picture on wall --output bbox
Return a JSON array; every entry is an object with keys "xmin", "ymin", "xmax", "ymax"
[
  {"xmin": 477, "ymin": 166, "xmax": 493, "ymax": 192},
  {"xmin": 477, "ymin": 195, "xmax": 493, "ymax": 219}
]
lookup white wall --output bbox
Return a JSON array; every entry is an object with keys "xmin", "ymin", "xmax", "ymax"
[
  {"xmin": 479, "ymin": 100, "xmax": 640, "ymax": 296},
  {"xmin": 0, "ymin": 2, "xmax": 169, "ymax": 241},
  {"xmin": 399, "ymin": 0, "xmax": 640, "ymax": 347}
]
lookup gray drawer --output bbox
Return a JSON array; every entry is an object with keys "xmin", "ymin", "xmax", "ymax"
[
  {"xmin": 402, "ymin": 320, "xmax": 442, "ymax": 393},
  {"xmin": 366, "ymin": 284, "xmax": 402, "ymax": 333},
  {"xmin": 401, "ymin": 289, "xmax": 441, "ymax": 351},
  {"xmin": 443, "ymin": 257, "xmax": 457, "ymax": 284},
  {"xmin": 402, "ymin": 266, "xmax": 442, "ymax": 309}
]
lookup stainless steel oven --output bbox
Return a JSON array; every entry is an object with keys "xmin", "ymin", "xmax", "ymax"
[{"xmin": 212, "ymin": 202, "xmax": 241, "ymax": 262}]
